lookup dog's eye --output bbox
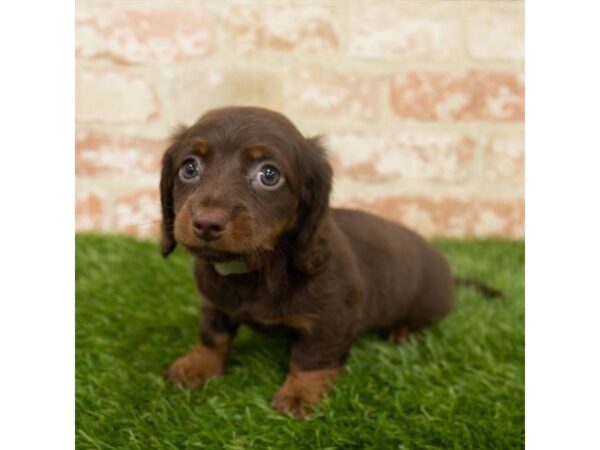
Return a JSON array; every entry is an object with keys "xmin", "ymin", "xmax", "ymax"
[
  {"xmin": 256, "ymin": 164, "xmax": 283, "ymax": 190},
  {"xmin": 179, "ymin": 156, "xmax": 202, "ymax": 182}
]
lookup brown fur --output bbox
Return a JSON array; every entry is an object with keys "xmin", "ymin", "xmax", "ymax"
[
  {"xmin": 160, "ymin": 107, "xmax": 457, "ymax": 418},
  {"xmin": 246, "ymin": 145, "xmax": 267, "ymax": 159},
  {"xmin": 271, "ymin": 367, "xmax": 340, "ymax": 418},
  {"xmin": 387, "ymin": 326, "xmax": 411, "ymax": 344},
  {"xmin": 167, "ymin": 333, "xmax": 232, "ymax": 387},
  {"xmin": 195, "ymin": 140, "xmax": 209, "ymax": 155},
  {"xmin": 254, "ymin": 314, "xmax": 316, "ymax": 334}
]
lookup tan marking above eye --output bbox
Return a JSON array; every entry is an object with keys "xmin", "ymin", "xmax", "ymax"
[
  {"xmin": 246, "ymin": 146, "xmax": 267, "ymax": 159},
  {"xmin": 194, "ymin": 141, "xmax": 209, "ymax": 155}
]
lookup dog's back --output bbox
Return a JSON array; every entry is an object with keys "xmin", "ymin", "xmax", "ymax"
[{"xmin": 333, "ymin": 208, "xmax": 454, "ymax": 334}]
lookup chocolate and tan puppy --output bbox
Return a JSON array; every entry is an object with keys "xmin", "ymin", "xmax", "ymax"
[{"xmin": 160, "ymin": 107, "xmax": 483, "ymax": 418}]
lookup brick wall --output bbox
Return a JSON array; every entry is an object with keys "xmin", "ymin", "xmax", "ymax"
[{"xmin": 75, "ymin": 0, "xmax": 524, "ymax": 239}]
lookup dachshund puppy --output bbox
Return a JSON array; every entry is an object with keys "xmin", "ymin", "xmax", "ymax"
[{"xmin": 160, "ymin": 106, "xmax": 454, "ymax": 418}]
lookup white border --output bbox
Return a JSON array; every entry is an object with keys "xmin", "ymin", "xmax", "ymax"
[
  {"xmin": 527, "ymin": 2, "xmax": 600, "ymax": 449},
  {"xmin": 2, "ymin": 1, "xmax": 600, "ymax": 448},
  {"xmin": 0, "ymin": 1, "xmax": 74, "ymax": 449}
]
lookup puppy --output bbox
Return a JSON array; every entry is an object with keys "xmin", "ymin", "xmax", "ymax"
[{"xmin": 160, "ymin": 106, "xmax": 455, "ymax": 418}]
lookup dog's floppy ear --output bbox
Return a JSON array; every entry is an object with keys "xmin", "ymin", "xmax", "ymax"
[
  {"xmin": 292, "ymin": 136, "xmax": 333, "ymax": 273},
  {"xmin": 159, "ymin": 125, "xmax": 188, "ymax": 257}
]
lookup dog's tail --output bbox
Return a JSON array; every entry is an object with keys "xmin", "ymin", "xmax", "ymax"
[{"xmin": 453, "ymin": 277, "xmax": 504, "ymax": 299}]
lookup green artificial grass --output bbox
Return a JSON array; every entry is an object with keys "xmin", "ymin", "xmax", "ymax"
[{"xmin": 76, "ymin": 234, "xmax": 524, "ymax": 450}]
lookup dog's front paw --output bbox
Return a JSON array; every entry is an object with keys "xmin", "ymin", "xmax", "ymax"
[
  {"xmin": 271, "ymin": 390, "xmax": 314, "ymax": 419},
  {"xmin": 166, "ymin": 345, "xmax": 225, "ymax": 388},
  {"xmin": 271, "ymin": 368, "xmax": 340, "ymax": 419}
]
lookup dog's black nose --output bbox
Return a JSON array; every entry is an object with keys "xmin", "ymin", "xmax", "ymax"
[{"xmin": 192, "ymin": 208, "xmax": 228, "ymax": 241}]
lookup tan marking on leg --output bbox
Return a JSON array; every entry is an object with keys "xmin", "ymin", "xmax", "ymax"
[
  {"xmin": 255, "ymin": 315, "xmax": 315, "ymax": 334},
  {"xmin": 271, "ymin": 367, "xmax": 340, "ymax": 418},
  {"xmin": 167, "ymin": 334, "xmax": 231, "ymax": 388},
  {"xmin": 283, "ymin": 315, "xmax": 315, "ymax": 334},
  {"xmin": 388, "ymin": 326, "xmax": 411, "ymax": 344}
]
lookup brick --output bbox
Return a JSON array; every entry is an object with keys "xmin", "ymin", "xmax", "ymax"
[
  {"xmin": 485, "ymin": 132, "xmax": 525, "ymax": 182},
  {"xmin": 466, "ymin": 3, "xmax": 524, "ymax": 62},
  {"xmin": 326, "ymin": 131, "xmax": 475, "ymax": 181},
  {"xmin": 223, "ymin": 3, "xmax": 340, "ymax": 53},
  {"xmin": 340, "ymin": 196, "xmax": 524, "ymax": 238},
  {"xmin": 114, "ymin": 188, "xmax": 161, "ymax": 238},
  {"xmin": 75, "ymin": 6, "xmax": 216, "ymax": 63},
  {"xmin": 76, "ymin": 70, "xmax": 158, "ymax": 123},
  {"xmin": 220, "ymin": 71, "xmax": 284, "ymax": 112},
  {"xmin": 159, "ymin": 69, "xmax": 283, "ymax": 125},
  {"xmin": 347, "ymin": 2, "xmax": 460, "ymax": 61},
  {"xmin": 76, "ymin": 133, "xmax": 166, "ymax": 177},
  {"xmin": 390, "ymin": 70, "xmax": 524, "ymax": 121},
  {"xmin": 76, "ymin": 189, "xmax": 109, "ymax": 232},
  {"xmin": 286, "ymin": 69, "xmax": 380, "ymax": 120}
]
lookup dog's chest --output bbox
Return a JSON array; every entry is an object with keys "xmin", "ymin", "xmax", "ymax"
[
  {"xmin": 214, "ymin": 298, "xmax": 314, "ymax": 334},
  {"xmin": 201, "ymin": 284, "xmax": 314, "ymax": 334},
  {"xmin": 196, "ymin": 264, "xmax": 314, "ymax": 333}
]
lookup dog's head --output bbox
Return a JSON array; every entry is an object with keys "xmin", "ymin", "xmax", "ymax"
[{"xmin": 159, "ymin": 107, "xmax": 332, "ymax": 273}]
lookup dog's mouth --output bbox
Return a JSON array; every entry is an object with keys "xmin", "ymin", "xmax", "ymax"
[{"xmin": 186, "ymin": 245, "xmax": 246, "ymax": 263}]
